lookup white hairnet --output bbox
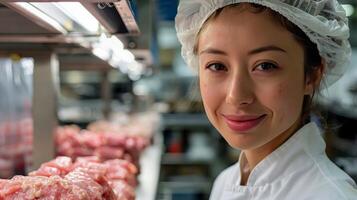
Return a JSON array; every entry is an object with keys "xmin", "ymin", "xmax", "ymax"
[{"xmin": 175, "ymin": 0, "xmax": 351, "ymax": 87}]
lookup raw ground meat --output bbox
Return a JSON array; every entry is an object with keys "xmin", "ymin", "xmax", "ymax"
[
  {"xmin": 55, "ymin": 125, "xmax": 150, "ymax": 170},
  {"xmin": 0, "ymin": 156, "xmax": 137, "ymax": 200},
  {"xmin": 0, "ymin": 175, "xmax": 92, "ymax": 200}
]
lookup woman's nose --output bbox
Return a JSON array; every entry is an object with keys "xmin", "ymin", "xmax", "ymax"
[{"xmin": 225, "ymin": 73, "xmax": 254, "ymax": 106}]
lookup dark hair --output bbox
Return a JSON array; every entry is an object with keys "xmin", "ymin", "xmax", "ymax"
[{"xmin": 193, "ymin": 3, "xmax": 323, "ymax": 124}]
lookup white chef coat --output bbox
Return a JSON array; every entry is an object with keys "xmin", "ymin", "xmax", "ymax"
[{"xmin": 210, "ymin": 122, "xmax": 357, "ymax": 200}]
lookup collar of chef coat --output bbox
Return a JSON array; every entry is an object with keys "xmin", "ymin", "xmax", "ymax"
[{"xmin": 232, "ymin": 122, "xmax": 325, "ymax": 188}]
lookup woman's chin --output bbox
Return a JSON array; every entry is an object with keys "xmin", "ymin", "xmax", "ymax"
[{"xmin": 225, "ymin": 137, "xmax": 259, "ymax": 150}]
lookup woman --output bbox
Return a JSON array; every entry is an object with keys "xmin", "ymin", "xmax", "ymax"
[{"xmin": 175, "ymin": 0, "xmax": 357, "ymax": 199}]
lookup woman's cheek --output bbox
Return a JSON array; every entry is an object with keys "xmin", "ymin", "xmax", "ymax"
[
  {"xmin": 200, "ymin": 80, "xmax": 220, "ymax": 121},
  {"xmin": 266, "ymin": 82, "xmax": 302, "ymax": 126},
  {"xmin": 200, "ymin": 81, "xmax": 214, "ymax": 108}
]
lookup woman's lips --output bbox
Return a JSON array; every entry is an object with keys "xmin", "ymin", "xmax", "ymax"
[{"xmin": 222, "ymin": 114, "xmax": 266, "ymax": 132}]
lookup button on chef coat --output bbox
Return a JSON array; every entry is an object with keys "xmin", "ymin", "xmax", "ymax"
[{"xmin": 210, "ymin": 122, "xmax": 357, "ymax": 200}]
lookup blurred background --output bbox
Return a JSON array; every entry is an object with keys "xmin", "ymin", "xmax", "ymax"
[{"xmin": 0, "ymin": 1, "xmax": 356, "ymax": 200}]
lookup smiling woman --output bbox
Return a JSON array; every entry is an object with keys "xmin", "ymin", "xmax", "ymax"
[
  {"xmin": 196, "ymin": 4, "xmax": 318, "ymax": 187},
  {"xmin": 197, "ymin": 4, "xmax": 309, "ymax": 151},
  {"xmin": 175, "ymin": 0, "xmax": 357, "ymax": 200}
]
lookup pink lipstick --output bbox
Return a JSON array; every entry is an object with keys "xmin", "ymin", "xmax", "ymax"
[{"xmin": 223, "ymin": 114, "xmax": 266, "ymax": 132}]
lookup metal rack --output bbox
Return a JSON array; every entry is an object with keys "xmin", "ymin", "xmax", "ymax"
[
  {"xmin": 0, "ymin": 1, "xmax": 162, "ymax": 198},
  {"xmin": 0, "ymin": 0, "xmax": 145, "ymax": 170}
]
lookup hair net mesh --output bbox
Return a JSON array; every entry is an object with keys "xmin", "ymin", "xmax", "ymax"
[{"xmin": 175, "ymin": 0, "xmax": 351, "ymax": 87}]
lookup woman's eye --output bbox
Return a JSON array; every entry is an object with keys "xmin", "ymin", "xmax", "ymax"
[
  {"xmin": 255, "ymin": 62, "xmax": 278, "ymax": 71},
  {"xmin": 206, "ymin": 63, "xmax": 227, "ymax": 72}
]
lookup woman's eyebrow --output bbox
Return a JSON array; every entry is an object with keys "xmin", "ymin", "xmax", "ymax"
[
  {"xmin": 248, "ymin": 45, "xmax": 287, "ymax": 55},
  {"xmin": 199, "ymin": 45, "xmax": 287, "ymax": 56},
  {"xmin": 199, "ymin": 48, "xmax": 227, "ymax": 56}
]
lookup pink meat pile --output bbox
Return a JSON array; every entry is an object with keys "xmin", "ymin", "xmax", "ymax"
[
  {"xmin": 55, "ymin": 125, "xmax": 150, "ymax": 168},
  {"xmin": 0, "ymin": 156, "xmax": 137, "ymax": 200},
  {"xmin": 0, "ymin": 119, "xmax": 33, "ymax": 178}
]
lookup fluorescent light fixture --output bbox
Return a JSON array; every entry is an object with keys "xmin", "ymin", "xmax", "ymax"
[
  {"xmin": 116, "ymin": 59, "xmax": 143, "ymax": 76},
  {"xmin": 106, "ymin": 37, "xmax": 124, "ymax": 50},
  {"xmin": 98, "ymin": 34, "xmax": 124, "ymax": 52},
  {"xmin": 93, "ymin": 34, "xmax": 135, "ymax": 71},
  {"xmin": 110, "ymin": 36, "xmax": 124, "ymax": 50},
  {"xmin": 118, "ymin": 49, "xmax": 135, "ymax": 63},
  {"xmin": 92, "ymin": 47, "xmax": 111, "ymax": 61},
  {"xmin": 15, "ymin": 2, "xmax": 66, "ymax": 34},
  {"xmin": 119, "ymin": 64, "xmax": 128, "ymax": 74},
  {"xmin": 342, "ymin": 4, "xmax": 354, "ymax": 17},
  {"xmin": 53, "ymin": 2, "xmax": 99, "ymax": 32},
  {"xmin": 109, "ymin": 56, "xmax": 122, "ymax": 68},
  {"xmin": 129, "ymin": 62, "xmax": 143, "ymax": 74},
  {"xmin": 128, "ymin": 73, "xmax": 141, "ymax": 81},
  {"xmin": 125, "ymin": 61, "xmax": 144, "ymax": 81}
]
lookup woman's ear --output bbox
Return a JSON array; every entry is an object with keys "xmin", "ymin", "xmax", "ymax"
[{"xmin": 304, "ymin": 59, "xmax": 325, "ymax": 95}]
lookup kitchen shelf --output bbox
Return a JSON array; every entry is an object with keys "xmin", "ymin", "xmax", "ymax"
[
  {"xmin": 157, "ymin": 180, "xmax": 211, "ymax": 200},
  {"xmin": 162, "ymin": 113, "xmax": 211, "ymax": 128},
  {"xmin": 161, "ymin": 153, "xmax": 214, "ymax": 165}
]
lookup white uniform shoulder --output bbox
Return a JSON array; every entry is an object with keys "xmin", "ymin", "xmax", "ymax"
[
  {"xmin": 306, "ymin": 156, "xmax": 357, "ymax": 200},
  {"xmin": 209, "ymin": 163, "xmax": 238, "ymax": 200}
]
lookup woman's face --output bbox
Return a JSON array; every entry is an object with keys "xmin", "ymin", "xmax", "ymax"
[{"xmin": 198, "ymin": 6, "xmax": 314, "ymax": 150}]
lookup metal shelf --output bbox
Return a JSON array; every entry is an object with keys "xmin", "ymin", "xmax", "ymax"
[
  {"xmin": 81, "ymin": 0, "xmax": 140, "ymax": 35},
  {"xmin": 162, "ymin": 113, "xmax": 212, "ymax": 128},
  {"xmin": 161, "ymin": 153, "xmax": 214, "ymax": 165},
  {"xmin": 2, "ymin": 0, "xmax": 139, "ymax": 35}
]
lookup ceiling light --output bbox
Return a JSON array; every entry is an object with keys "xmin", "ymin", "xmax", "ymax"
[
  {"xmin": 14, "ymin": 2, "xmax": 66, "ymax": 34},
  {"xmin": 53, "ymin": 2, "xmax": 99, "ymax": 32},
  {"xmin": 118, "ymin": 49, "xmax": 135, "ymax": 63},
  {"xmin": 342, "ymin": 4, "xmax": 354, "ymax": 17},
  {"xmin": 92, "ymin": 47, "xmax": 111, "ymax": 61}
]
